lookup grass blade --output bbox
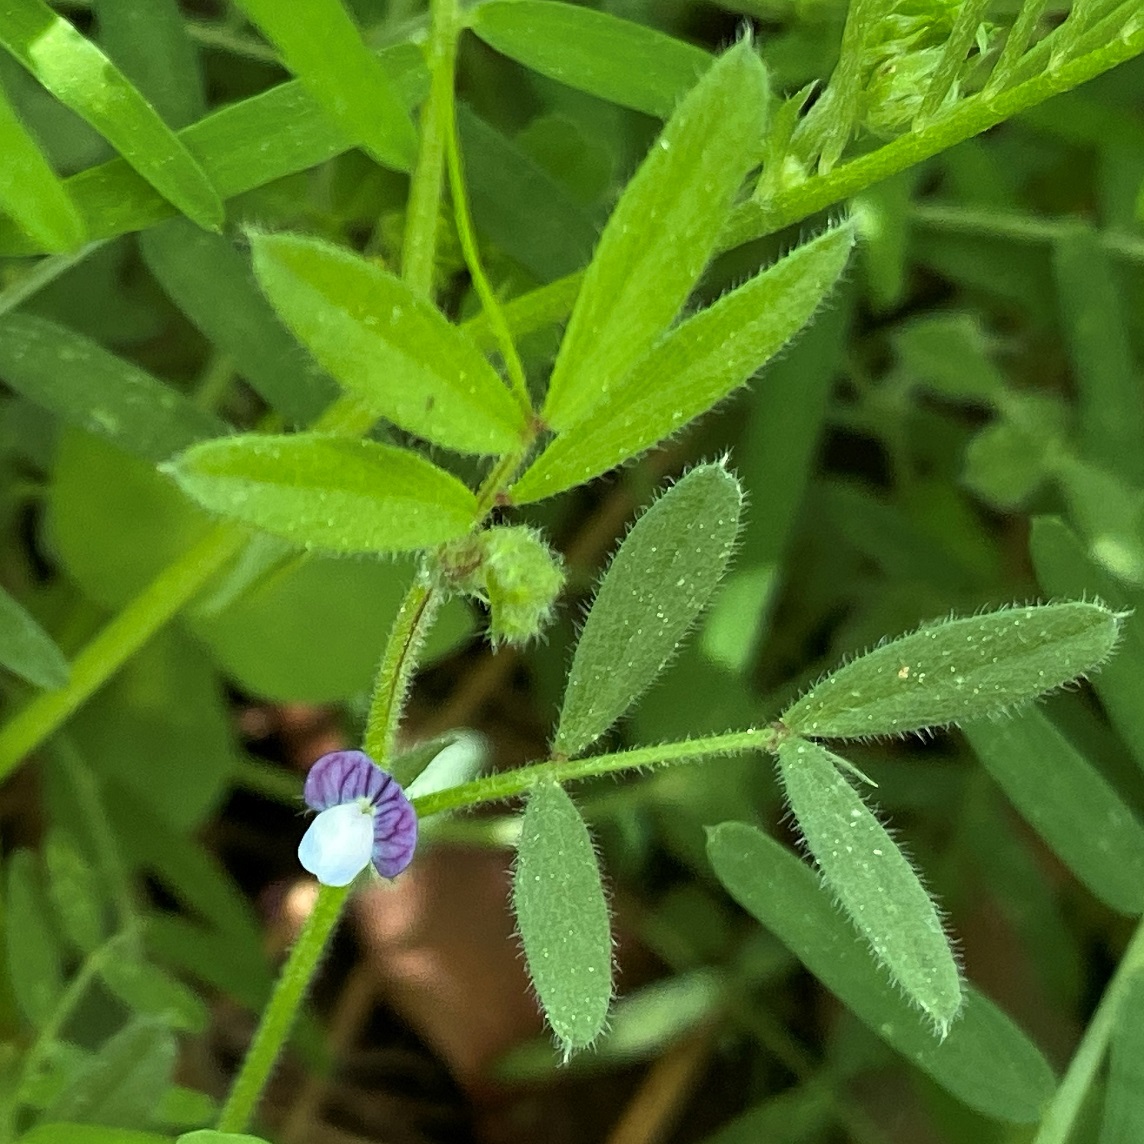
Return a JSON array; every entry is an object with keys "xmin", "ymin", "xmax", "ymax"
[
  {"xmin": 0, "ymin": 0, "xmax": 223, "ymax": 230},
  {"xmin": 707, "ymin": 822, "xmax": 1055, "ymax": 1122},
  {"xmin": 0, "ymin": 586, "xmax": 69, "ymax": 690},
  {"xmin": 470, "ymin": 1, "xmax": 711, "ymax": 118},
  {"xmin": 964, "ymin": 709, "xmax": 1144, "ymax": 915},
  {"xmin": 0, "ymin": 313, "xmax": 229, "ymax": 462},
  {"xmin": 234, "ymin": 0, "xmax": 416, "ymax": 171},
  {"xmin": 0, "ymin": 73, "xmax": 84, "ymax": 250}
]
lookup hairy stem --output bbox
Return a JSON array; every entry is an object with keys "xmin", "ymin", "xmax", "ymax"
[
  {"xmin": 217, "ymin": 0, "xmax": 463, "ymax": 1131},
  {"xmin": 728, "ymin": 18, "xmax": 1144, "ymax": 245},
  {"xmin": 441, "ymin": 37, "xmax": 532, "ymax": 417},
  {"xmin": 411, "ymin": 726, "xmax": 781, "ymax": 818},
  {"xmin": 216, "ymin": 883, "xmax": 351, "ymax": 1133},
  {"xmin": 362, "ymin": 577, "xmax": 440, "ymax": 763},
  {"xmin": 399, "ymin": 0, "xmax": 457, "ymax": 298}
]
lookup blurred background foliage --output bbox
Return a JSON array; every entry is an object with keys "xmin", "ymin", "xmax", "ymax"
[{"xmin": 2, "ymin": 1, "xmax": 1144, "ymax": 1142}]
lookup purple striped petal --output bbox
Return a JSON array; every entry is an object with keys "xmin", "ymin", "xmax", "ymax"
[
  {"xmin": 370, "ymin": 781, "xmax": 418, "ymax": 878},
  {"xmin": 303, "ymin": 750, "xmax": 379, "ymax": 811}
]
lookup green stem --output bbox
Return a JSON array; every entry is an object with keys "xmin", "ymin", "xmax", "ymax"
[
  {"xmin": 400, "ymin": 0, "xmax": 457, "ymax": 297},
  {"xmin": 411, "ymin": 726, "xmax": 779, "ymax": 818},
  {"xmin": 0, "ymin": 241, "xmax": 106, "ymax": 318},
  {"xmin": 722, "ymin": 18, "xmax": 1144, "ymax": 248},
  {"xmin": 441, "ymin": 66, "xmax": 532, "ymax": 419},
  {"xmin": 216, "ymin": 883, "xmax": 351, "ymax": 1133},
  {"xmin": 1033, "ymin": 916, "xmax": 1144, "ymax": 1144},
  {"xmin": 362, "ymin": 577, "xmax": 440, "ymax": 763},
  {"xmin": 218, "ymin": 2, "xmax": 465, "ymax": 1131},
  {"xmin": 0, "ymin": 524, "xmax": 245, "ymax": 781}
]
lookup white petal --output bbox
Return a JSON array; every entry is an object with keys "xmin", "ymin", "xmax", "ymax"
[{"xmin": 298, "ymin": 802, "xmax": 374, "ymax": 887}]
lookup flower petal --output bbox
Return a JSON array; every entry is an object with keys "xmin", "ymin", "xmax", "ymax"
[
  {"xmin": 303, "ymin": 749, "xmax": 379, "ymax": 811},
  {"xmin": 298, "ymin": 802, "xmax": 375, "ymax": 886},
  {"xmin": 370, "ymin": 783, "xmax": 418, "ymax": 878}
]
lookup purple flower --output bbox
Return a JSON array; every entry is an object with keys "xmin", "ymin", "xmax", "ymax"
[{"xmin": 297, "ymin": 750, "xmax": 418, "ymax": 886}]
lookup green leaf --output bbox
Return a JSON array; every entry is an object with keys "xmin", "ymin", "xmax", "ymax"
[
  {"xmin": 1029, "ymin": 516, "xmax": 1144, "ymax": 774},
  {"xmin": 777, "ymin": 738, "xmax": 962, "ymax": 1033},
  {"xmin": 893, "ymin": 312, "xmax": 1006, "ymax": 405},
  {"xmin": 101, "ymin": 955, "xmax": 210, "ymax": 1033},
  {"xmin": 0, "ymin": 73, "xmax": 84, "ymax": 251},
  {"xmin": 250, "ymin": 232, "xmax": 528, "ymax": 454},
  {"xmin": 156, "ymin": 1086, "xmax": 215, "ymax": 1130},
  {"xmin": 165, "ymin": 433, "xmax": 479, "ymax": 554},
  {"xmin": 140, "ymin": 219, "xmax": 337, "ymax": 426},
  {"xmin": 92, "ymin": 0, "xmax": 205, "ymax": 128},
  {"xmin": 48, "ymin": 430, "xmax": 213, "ymax": 610},
  {"xmin": 1100, "ymin": 972, "xmax": 1144, "ymax": 1144},
  {"xmin": 44, "ymin": 829, "xmax": 108, "ymax": 952},
  {"xmin": 234, "ymin": 0, "xmax": 416, "ymax": 171},
  {"xmin": 0, "ymin": 0, "xmax": 223, "ymax": 230},
  {"xmin": 541, "ymin": 40, "xmax": 769, "ymax": 432},
  {"xmin": 44, "ymin": 1016, "xmax": 177, "ymax": 1128},
  {"xmin": 555, "ymin": 463, "xmax": 743, "ymax": 757},
  {"xmin": 0, "ymin": 315, "xmax": 229, "ymax": 463},
  {"xmin": 706, "ymin": 822, "xmax": 1055, "ymax": 1123},
  {"xmin": 469, "ymin": 1, "xmax": 711, "ymax": 118},
  {"xmin": 17, "ymin": 1126, "xmax": 172, "ymax": 1144},
  {"xmin": 962, "ymin": 393, "xmax": 1065, "ymax": 510},
  {"xmin": 1054, "ymin": 456, "xmax": 1144, "ymax": 585},
  {"xmin": 781, "ymin": 601, "xmax": 1122, "ymax": 740},
  {"xmin": 0, "ymin": 585, "xmax": 69, "ymax": 689},
  {"xmin": 1053, "ymin": 223, "xmax": 1144, "ymax": 487},
  {"xmin": 0, "ymin": 43, "xmax": 428, "ymax": 256},
  {"xmin": 6, "ymin": 849, "xmax": 63, "ymax": 1026},
  {"xmin": 512, "ymin": 223, "xmax": 853, "ymax": 502},
  {"xmin": 513, "ymin": 781, "xmax": 612, "ymax": 1057},
  {"xmin": 963, "ymin": 709, "xmax": 1144, "ymax": 915}
]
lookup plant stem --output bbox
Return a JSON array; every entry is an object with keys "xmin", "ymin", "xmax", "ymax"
[
  {"xmin": 400, "ymin": 0, "xmax": 457, "ymax": 298},
  {"xmin": 411, "ymin": 726, "xmax": 780, "ymax": 818},
  {"xmin": 362, "ymin": 577, "xmax": 440, "ymax": 763},
  {"xmin": 1033, "ymin": 915, "xmax": 1144, "ymax": 1144},
  {"xmin": 728, "ymin": 16, "xmax": 1144, "ymax": 245},
  {"xmin": 0, "ymin": 241, "xmax": 106, "ymax": 318},
  {"xmin": 216, "ymin": 883, "xmax": 351, "ymax": 1133},
  {"xmin": 218, "ymin": 1, "xmax": 464, "ymax": 1132},
  {"xmin": 0, "ymin": 525, "xmax": 245, "ymax": 781},
  {"xmin": 441, "ymin": 71, "xmax": 532, "ymax": 419}
]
